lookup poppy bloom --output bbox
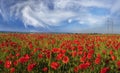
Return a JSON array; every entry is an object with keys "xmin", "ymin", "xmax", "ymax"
[
  {"xmin": 60, "ymin": 49, "xmax": 66, "ymax": 54},
  {"xmin": 42, "ymin": 67, "xmax": 48, "ymax": 72},
  {"xmin": 56, "ymin": 53, "xmax": 64, "ymax": 60},
  {"xmin": 52, "ymin": 48, "xmax": 60, "ymax": 53},
  {"xmin": 109, "ymin": 50, "xmax": 113, "ymax": 55},
  {"xmin": 80, "ymin": 57, "xmax": 86, "ymax": 63},
  {"xmin": 19, "ymin": 57, "xmax": 27, "ymax": 63},
  {"xmin": 100, "ymin": 67, "xmax": 110, "ymax": 73},
  {"xmin": 27, "ymin": 63, "xmax": 36, "ymax": 72},
  {"xmin": 74, "ymin": 66, "xmax": 79, "ymax": 73},
  {"xmin": 78, "ymin": 45, "xmax": 83, "ymax": 51},
  {"xmin": 78, "ymin": 51, "xmax": 83, "ymax": 56},
  {"xmin": 111, "ymin": 55, "xmax": 116, "ymax": 61},
  {"xmin": 0, "ymin": 60, "xmax": 3, "ymax": 64},
  {"xmin": 87, "ymin": 53, "xmax": 92, "ymax": 59},
  {"xmin": 10, "ymin": 67, "xmax": 15, "ymax": 73},
  {"xmin": 79, "ymin": 63, "xmax": 89, "ymax": 70},
  {"xmin": 97, "ymin": 54, "xmax": 101, "ymax": 58},
  {"xmin": 38, "ymin": 54, "xmax": 43, "ymax": 59},
  {"xmin": 13, "ymin": 60, "xmax": 18, "ymax": 66},
  {"xmin": 117, "ymin": 61, "xmax": 120, "ymax": 68},
  {"xmin": 29, "ymin": 43, "xmax": 33, "ymax": 49},
  {"xmin": 19, "ymin": 54, "xmax": 30, "ymax": 64},
  {"xmin": 46, "ymin": 53, "xmax": 51, "ymax": 59},
  {"xmin": 89, "ymin": 49, "xmax": 94, "ymax": 54},
  {"xmin": 95, "ymin": 57, "xmax": 101, "ymax": 64},
  {"xmin": 16, "ymin": 53, "xmax": 20, "ymax": 57},
  {"xmin": 50, "ymin": 62, "xmax": 59, "ymax": 70},
  {"xmin": 62, "ymin": 56, "xmax": 69, "ymax": 64},
  {"xmin": 4, "ymin": 60, "xmax": 11, "ymax": 69}
]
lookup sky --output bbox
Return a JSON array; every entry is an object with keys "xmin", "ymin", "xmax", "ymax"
[{"xmin": 0, "ymin": 0, "xmax": 120, "ymax": 33}]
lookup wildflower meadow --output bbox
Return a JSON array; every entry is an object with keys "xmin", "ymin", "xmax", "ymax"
[{"xmin": 0, "ymin": 33, "xmax": 120, "ymax": 73}]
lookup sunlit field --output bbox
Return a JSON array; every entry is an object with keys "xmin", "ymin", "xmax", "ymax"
[{"xmin": 0, "ymin": 33, "xmax": 120, "ymax": 73}]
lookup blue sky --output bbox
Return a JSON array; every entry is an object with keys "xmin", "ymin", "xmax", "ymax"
[{"xmin": 0, "ymin": 0, "xmax": 120, "ymax": 33}]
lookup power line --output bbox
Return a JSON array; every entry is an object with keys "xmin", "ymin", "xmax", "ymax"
[{"xmin": 106, "ymin": 17, "xmax": 114, "ymax": 34}]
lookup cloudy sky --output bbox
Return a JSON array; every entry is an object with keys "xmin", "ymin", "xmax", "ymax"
[{"xmin": 0, "ymin": 0, "xmax": 120, "ymax": 33}]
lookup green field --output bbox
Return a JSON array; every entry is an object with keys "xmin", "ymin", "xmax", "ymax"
[{"xmin": 0, "ymin": 33, "xmax": 120, "ymax": 73}]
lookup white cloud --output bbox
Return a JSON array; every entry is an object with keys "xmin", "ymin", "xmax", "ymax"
[
  {"xmin": 76, "ymin": 13, "xmax": 107, "ymax": 27},
  {"xmin": 21, "ymin": 6, "xmax": 44, "ymax": 28},
  {"xmin": 54, "ymin": 0, "xmax": 70, "ymax": 9},
  {"xmin": 9, "ymin": 0, "xmax": 77, "ymax": 28},
  {"xmin": 78, "ymin": 0, "xmax": 112, "ymax": 8},
  {"xmin": 111, "ymin": 0, "xmax": 120, "ymax": 14},
  {"xmin": 21, "ymin": 6, "xmax": 76, "ymax": 27},
  {"xmin": 0, "ymin": 0, "xmax": 119, "ymax": 29},
  {"xmin": 0, "ymin": 9, "xmax": 1, "ymax": 14},
  {"xmin": 68, "ymin": 19, "xmax": 72, "ymax": 23},
  {"xmin": 79, "ymin": 21, "xmax": 85, "ymax": 24}
]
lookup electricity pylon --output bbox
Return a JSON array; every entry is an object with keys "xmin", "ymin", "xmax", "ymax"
[{"xmin": 106, "ymin": 18, "xmax": 114, "ymax": 34}]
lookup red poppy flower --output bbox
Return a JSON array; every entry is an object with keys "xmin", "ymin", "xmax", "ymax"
[
  {"xmin": 60, "ymin": 49, "xmax": 66, "ymax": 54},
  {"xmin": 46, "ymin": 53, "xmax": 51, "ymax": 59},
  {"xmin": 95, "ymin": 57, "xmax": 101, "ymax": 64},
  {"xmin": 117, "ymin": 61, "xmax": 120, "ymax": 68},
  {"xmin": 111, "ymin": 55, "xmax": 116, "ymax": 61},
  {"xmin": 42, "ymin": 67, "xmax": 48, "ymax": 72},
  {"xmin": 52, "ymin": 48, "xmax": 60, "ymax": 53},
  {"xmin": 109, "ymin": 50, "xmax": 113, "ymax": 55},
  {"xmin": 4, "ymin": 60, "xmax": 11, "ymax": 69},
  {"xmin": 100, "ymin": 67, "xmax": 110, "ymax": 73},
  {"xmin": 10, "ymin": 67, "xmax": 15, "ymax": 73},
  {"xmin": 19, "ymin": 54, "xmax": 30, "ymax": 64},
  {"xmin": 13, "ymin": 60, "xmax": 18, "ymax": 66},
  {"xmin": 79, "ymin": 63, "xmax": 89, "ymax": 70},
  {"xmin": 19, "ymin": 57, "xmax": 27, "ymax": 63},
  {"xmin": 78, "ymin": 45, "xmax": 83, "ymax": 51},
  {"xmin": 87, "ymin": 53, "xmax": 92, "ymax": 59},
  {"xmin": 27, "ymin": 63, "xmax": 36, "ymax": 72},
  {"xmin": 0, "ymin": 60, "xmax": 3, "ymax": 64},
  {"xmin": 74, "ymin": 66, "xmax": 79, "ymax": 73},
  {"xmin": 16, "ymin": 53, "xmax": 20, "ymax": 57},
  {"xmin": 78, "ymin": 51, "xmax": 83, "ymax": 56},
  {"xmin": 38, "ymin": 54, "xmax": 43, "ymax": 59},
  {"xmin": 56, "ymin": 53, "xmax": 64, "ymax": 60},
  {"xmin": 50, "ymin": 62, "xmax": 59, "ymax": 70},
  {"xmin": 80, "ymin": 57, "xmax": 86, "ymax": 63},
  {"xmin": 29, "ymin": 43, "xmax": 33, "ymax": 49},
  {"xmin": 62, "ymin": 56, "xmax": 69, "ymax": 64},
  {"xmin": 89, "ymin": 49, "xmax": 94, "ymax": 54},
  {"xmin": 97, "ymin": 54, "xmax": 101, "ymax": 58}
]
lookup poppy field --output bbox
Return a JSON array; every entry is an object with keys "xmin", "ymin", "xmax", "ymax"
[{"xmin": 0, "ymin": 33, "xmax": 120, "ymax": 73}]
